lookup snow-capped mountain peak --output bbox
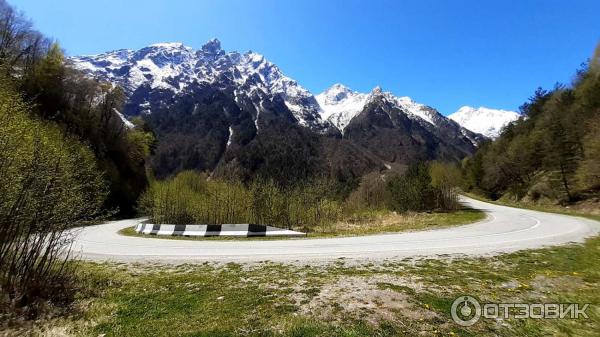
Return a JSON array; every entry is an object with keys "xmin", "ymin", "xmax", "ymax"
[
  {"xmin": 197, "ymin": 38, "xmax": 225, "ymax": 62},
  {"xmin": 148, "ymin": 42, "xmax": 186, "ymax": 49},
  {"xmin": 318, "ymin": 84, "xmax": 452, "ymax": 132},
  {"xmin": 69, "ymin": 39, "xmax": 330, "ymax": 131},
  {"xmin": 448, "ymin": 106, "xmax": 520, "ymax": 138},
  {"xmin": 319, "ymin": 83, "xmax": 353, "ymax": 102},
  {"xmin": 69, "ymin": 39, "xmax": 515, "ymax": 141},
  {"xmin": 316, "ymin": 84, "xmax": 368, "ymax": 131},
  {"xmin": 200, "ymin": 38, "xmax": 222, "ymax": 53}
]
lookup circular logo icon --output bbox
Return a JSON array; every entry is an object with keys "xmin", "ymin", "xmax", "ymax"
[{"xmin": 451, "ymin": 296, "xmax": 481, "ymax": 326}]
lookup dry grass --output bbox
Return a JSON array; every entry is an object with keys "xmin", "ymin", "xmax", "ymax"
[{"xmin": 310, "ymin": 208, "xmax": 484, "ymax": 236}]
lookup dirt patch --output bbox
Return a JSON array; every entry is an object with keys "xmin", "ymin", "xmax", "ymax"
[
  {"xmin": 569, "ymin": 197, "xmax": 600, "ymax": 216},
  {"xmin": 531, "ymin": 275, "xmax": 587, "ymax": 293},
  {"xmin": 290, "ymin": 274, "xmax": 436, "ymax": 325}
]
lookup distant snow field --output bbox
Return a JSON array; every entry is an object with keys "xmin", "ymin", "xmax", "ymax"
[{"xmin": 448, "ymin": 106, "xmax": 521, "ymax": 138}]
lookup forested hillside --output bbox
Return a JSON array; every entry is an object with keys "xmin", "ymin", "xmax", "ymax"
[
  {"xmin": 0, "ymin": 1, "xmax": 153, "ymax": 214},
  {"xmin": 462, "ymin": 44, "xmax": 600, "ymax": 204},
  {"xmin": 68, "ymin": 38, "xmax": 484, "ymax": 187},
  {"xmin": 0, "ymin": 0, "xmax": 156, "ymax": 317}
]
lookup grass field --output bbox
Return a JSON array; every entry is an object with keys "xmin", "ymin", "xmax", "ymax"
[{"xmin": 15, "ymin": 236, "xmax": 598, "ymax": 336}]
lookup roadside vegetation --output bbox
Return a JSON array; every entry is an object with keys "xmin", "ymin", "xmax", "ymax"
[
  {"xmin": 139, "ymin": 172, "xmax": 343, "ymax": 230},
  {"xmin": 0, "ymin": 0, "xmax": 152, "ymax": 322},
  {"xmin": 139, "ymin": 161, "xmax": 464, "ymax": 233},
  {"xmin": 0, "ymin": 75, "xmax": 107, "ymax": 319},
  {"xmin": 8, "ymin": 233, "xmax": 599, "ymax": 337},
  {"xmin": 120, "ymin": 209, "xmax": 484, "ymax": 239}
]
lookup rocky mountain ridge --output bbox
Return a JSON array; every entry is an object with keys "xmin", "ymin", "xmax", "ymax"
[{"xmin": 69, "ymin": 39, "xmax": 493, "ymax": 182}]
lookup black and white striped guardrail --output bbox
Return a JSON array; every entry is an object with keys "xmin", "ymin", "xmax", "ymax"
[{"xmin": 134, "ymin": 222, "xmax": 306, "ymax": 237}]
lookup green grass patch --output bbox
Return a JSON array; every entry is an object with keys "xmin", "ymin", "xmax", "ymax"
[
  {"xmin": 15, "ymin": 234, "xmax": 600, "ymax": 336},
  {"xmin": 376, "ymin": 282, "xmax": 416, "ymax": 295}
]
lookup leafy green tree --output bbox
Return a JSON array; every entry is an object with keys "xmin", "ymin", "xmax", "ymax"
[
  {"xmin": 386, "ymin": 163, "xmax": 434, "ymax": 212},
  {"xmin": 575, "ymin": 119, "xmax": 600, "ymax": 190},
  {"xmin": 429, "ymin": 161, "xmax": 461, "ymax": 210},
  {"xmin": 0, "ymin": 0, "xmax": 153, "ymax": 215},
  {"xmin": 590, "ymin": 42, "xmax": 600, "ymax": 74},
  {"xmin": 345, "ymin": 171, "xmax": 388, "ymax": 211},
  {"xmin": 0, "ymin": 1, "xmax": 49, "ymax": 75},
  {"xmin": 546, "ymin": 115, "xmax": 579, "ymax": 200}
]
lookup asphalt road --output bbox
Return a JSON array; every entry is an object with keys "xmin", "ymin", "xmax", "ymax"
[{"xmin": 71, "ymin": 196, "xmax": 600, "ymax": 263}]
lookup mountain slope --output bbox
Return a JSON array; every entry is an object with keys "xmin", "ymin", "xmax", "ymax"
[
  {"xmin": 462, "ymin": 51, "xmax": 600, "ymax": 203},
  {"xmin": 70, "ymin": 39, "xmax": 334, "ymax": 133},
  {"xmin": 316, "ymin": 83, "xmax": 368, "ymax": 132},
  {"xmin": 343, "ymin": 87, "xmax": 484, "ymax": 164},
  {"xmin": 70, "ymin": 39, "xmax": 490, "ymax": 182},
  {"xmin": 448, "ymin": 106, "xmax": 520, "ymax": 138}
]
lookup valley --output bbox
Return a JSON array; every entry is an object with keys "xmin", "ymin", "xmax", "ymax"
[{"xmin": 1, "ymin": 1, "xmax": 599, "ymax": 336}]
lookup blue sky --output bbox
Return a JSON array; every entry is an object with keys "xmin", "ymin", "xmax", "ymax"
[{"xmin": 9, "ymin": 0, "xmax": 600, "ymax": 115}]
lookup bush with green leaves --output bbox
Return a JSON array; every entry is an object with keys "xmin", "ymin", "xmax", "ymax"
[
  {"xmin": 429, "ymin": 161, "xmax": 462, "ymax": 210},
  {"xmin": 344, "ymin": 172, "xmax": 389, "ymax": 212},
  {"xmin": 383, "ymin": 162, "xmax": 461, "ymax": 213},
  {"xmin": 0, "ymin": 77, "xmax": 107, "ymax": 315}
]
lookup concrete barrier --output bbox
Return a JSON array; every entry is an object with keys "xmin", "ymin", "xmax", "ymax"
[{"xmin": 134, "ymin": 222, "xmax": 306, "ymax": 237}]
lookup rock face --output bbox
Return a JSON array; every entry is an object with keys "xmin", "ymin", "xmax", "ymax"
[
  {"xmin": 316, "ymin": 83, "xmax": 369, "ymax": 132},
  {"xmin": 318, "ymin": 85, "xmax": 484, "ymax": 164},
  {"xmin": 70, "ymin": 39, "xmax": 333, "ymax": 132},
  {"xmin": 69, "ymin": 39, "xmax": 487, "ymax": 182},
  {"xmin": 448, "ymin": 106, "xmax": 521, "ymax": 138}
]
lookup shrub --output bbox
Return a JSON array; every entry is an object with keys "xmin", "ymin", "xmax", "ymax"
[
  {"xmin": 429, "ymin": 161, "xmax": 461, "ymax": 211},
  {"xmin": 0, "ymin": 77, "xmax": 107, "ymax": 316},
  {"xmin": 386, "ymin": 163, "xmax": 435, "ymax": 212},
  {"xmin": 345, "ymin": 172, "xmax": 388, "ymax": 212},
  {"xmin": 142, "ymin": 163, "xmax": 465, "ymax": 231},
  {"xmin": 386, "ymin": 162, "xmax": 460, "ymax": 212},
  {"xmin": 141, "ymin": 172, "xmax": 342, "ymax": 230}
]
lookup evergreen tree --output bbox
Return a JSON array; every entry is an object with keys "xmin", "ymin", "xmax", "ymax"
[
  {"xmin": 386, "ymin": 162, "xmax": 434, "ymax": 212},
  {"xmin": 462, "ymin": 43, "xmax": 600, "ymax": 203},
  {"xmin": 28, "ymin": 43, "xmax": 66, "ymax": 119},
  {"xmin": 546, "ymin": 116, "xmax": 579, "ymax": 200}
]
